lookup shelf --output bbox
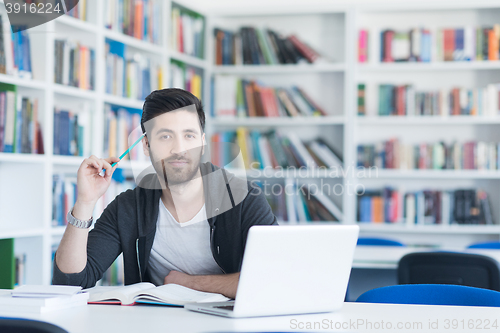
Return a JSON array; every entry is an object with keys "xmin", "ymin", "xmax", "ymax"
[
  {"xmin": 212, "ymin": 63, "xmax": 346, "ymax": 74},
  {"xmin": 0, "ymin": 74, "xmax": 46, "ymax": 90},
  {"xmin": 103, "ymin": 94, "xmax": 145, "ymax": 109},
  {"xmin": 209, "ymin": 116, "xmax": 345, "ymax": 126},
  {"xmin": 358, "ymin": 223, "xmax": 500, "ymax": 235},
  {"xmin": 53, "ymin": 84, "xmax": 97, "ymax": 99},
  {"xmin": 55, "ymin": 15, "xmax": 97, "ymax": 33},
  {"xmin": 0, "ymin": 228, "xmax": 46, "ymax": 239},
  {"xmin": 357, "ymin": 116, "xmax": 500, "ymax": 125},
  {"xmin": 0, "ymin": 153, "xmax": 46, "ymax": 164},
  {"xmin": 103, "ymin": 29, "xmax": 164, "ymax": 55},
  {"xmin": 362, "ymin": 169, "xmax": 500, "ymax": 179},
  {"xmin": 226, "ymin": 168, "xmax": 345, "ymax": 178},
  {"xmin": 358, "ymin": 61, "xmax": 500, "ymax": 72},
  {"xmin": 51, "ymin": 155, "xmax": 85, "ymax": 166},
  {"xmin": 51, "ymin": 226, "xmax": 66, "ymax": 236},
  {"xmin": 169, "ymin": 51, "xmax": 208, "ymax": 69}
]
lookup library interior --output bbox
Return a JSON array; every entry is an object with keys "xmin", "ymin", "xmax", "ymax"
[{"xmin": 1, "ymin": 0, "xmax": 500, "ymax": 332}]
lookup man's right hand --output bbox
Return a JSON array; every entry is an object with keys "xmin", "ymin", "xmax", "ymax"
[{"xmin": 73, "ymin": 156, "xmax": 120, "ymax": 220}]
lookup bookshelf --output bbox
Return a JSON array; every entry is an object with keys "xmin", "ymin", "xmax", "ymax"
[{"xmin": 0, "ymin": 0, "xmax": 499, "ymax": 285}]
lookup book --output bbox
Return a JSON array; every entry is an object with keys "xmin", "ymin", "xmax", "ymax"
[
  {"xmin": 214, "ymin": 26, "xmax": 325, "ymax": 65},
  {"xmin": 54, "ymin": 39, "xmax": 95, "ymax": 90},
  {"xmin": 105, "ymin": 39, "xmax": 162, "ymax": 100},
  {"xmin": 171, "ymin": 3, "xmax": 205, "ymax": 59},
  {"xmin": 170, "ymin": 59, "xmax": 203, "ymax": 100},
  {"xmin": 358, "ymin": 138, "xmax": 500, "ymax": 171},
  {"xmin": 84, "ymin": 282, "xmax": 230, "ymax": 306},
  {"xmin": 104, "ymin": 0, "xmax": 161, "ymax": 44},
  {"xmin": 359, "ymin": 187, "xmax": 494, "ymax": 225},
  {"xmin": 0, "ymin": 289, "xmax": 89, "ymax": 313},
  {"xmin": 373, "ymin": 24, "xmax": 500, "ymax": 63}
]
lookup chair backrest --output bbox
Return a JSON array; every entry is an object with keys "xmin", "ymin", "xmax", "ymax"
[
  {"xmin": 468, "ymin": 242, "xmax": 500, "ymax": 249},
  {"xmin": 356, "ymin": 284, "xmax": 500, "ymax": 307},
  {"xmin": 398, "ymin": 252, "xmax": 500, "ymax": 291},
  {"xmin": 357, "ymin": 237, "xmax": 405, "ymax": 246},
  {"xmin": 0, "ymin": 318, "xmax": 67, "ymax": 333}
]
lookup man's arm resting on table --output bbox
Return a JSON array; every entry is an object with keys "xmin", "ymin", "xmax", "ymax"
[{"xmin": 164, "ymin": 271, "xmax": 240, "ymax": 299}]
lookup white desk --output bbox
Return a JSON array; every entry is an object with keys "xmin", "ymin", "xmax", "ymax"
[{"xmin": 1, "ymin": 302, "xmax": 498, "ymax": 333}]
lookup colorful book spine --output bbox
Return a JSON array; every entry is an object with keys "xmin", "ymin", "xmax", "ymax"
[
  {"xmin": 358, "ymin": 187, "xmax": 493, "ymax": 225},
  {"xmin": 371, "ymin": 24, "xmax": 500, "ymax": 63},
  {"xmin": 170, "ymin": 59, "xmax": 203, "ymax": 100},
  {"xmin": 52, "ymin": 174, "xmax": 77, "ymax": 227},
  {"xmin": 53, "ymin": 107, "xmax": 89, "ymax": 157},
  {"xmin": 0, "ymin": 18, "xmax": 32, "ymax": 78},
  {"xmin": 0, "ymin": 84, "xmax": 44, "ymax": 154},
  {"xmin": 103, "ymin": 104, "xmax": 146, "ymax": 162},
  {"xmin": 104, "ymin": 0, "xmax": 161, "ymax": 44},
  {"xmin": 358, "ymin": 139, "xmax": 500, "ymax": 171},
  {"xmin": 171, "ymin": 4, "xmax": 205, "ymax": 59},
  {"xmin": 213, "ymin": 77, "xmax": 327, "ymax": 118},
  {"xmin": 358, "ymin": 83, "xmax": 500, "ymax": 117},
  {"xmin": 54, "ymin": 40, "xmax": 95, "ymax": 90},
  {"xmin": 211, "ymin": 129, "xmax": 342, "ymax": 171},
  {"xmin": 214, "ymin": 26, "xmax": 323, "ymax": 65},
  {"xmin": 105, "ymin": 39, "xmax": 162, "ymax": 100},
  {"xmin": 65, "ymin": 0, "xmax": 87, "ymax": 21}
]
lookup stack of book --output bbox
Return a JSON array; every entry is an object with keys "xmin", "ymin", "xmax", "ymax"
[
  {"xmin": 64, "ymin": 0, "xmax": 87, "ymax": 21},
  {"xmin": 214, "ymin": 27, "xmax": 324, "ymax": 65},
  {"xmin": 53, "ymin": 107, "xmax": 90, "ymax": 156},
  {"xmin": 170, "ymin": 60, "xmax": 202, "ymax": 100},
  {"xmin": 0, "ymin": 285, "xmax": 89, "ymax": 313},
  {"xmin": 105, "ymin": 39, "xmax": 162, "ymax": 100},
  {"xmin": 104, "ymin": 0, "xmax": 161, "ymax": 44},
  {"xmin": 262, "ymin": 180, "xmax": 343, "ymax": 223},
  {"xmin": 358, "ymin": 83, "xmax": 500, "ymax": 116},
  {"xmin": 213, "ymin": 77, "xmax": 327, "ymax": 118},
  {"xmin": 52, "ymin": 174, "xmax": 77, "ymax": 226},
  {"xmin": 0, "ymin": 16, "xmax": 32, "ymax": 78},
  {"xmin": 211, "ymin": 129, "xmax": 342, "ymax": 170},
  {"xmin": 103, "ymin": 104, "xmax": 147, "ymax": 162},
  {"xmin": 0, "ymin": 84, "xmax": 44, "ymax": 154},
  {"xmin": 357, "ymin": 139, "xmax": 500, "ymax": 170},
  {"xmin": 54, "ymin": 40, "xmax": 95, "ymax": 90},
  {"xmin": 357, "ymin": 187, "xmax": 494, "ymax": 225},
  {"xmin": 171, "ymin": 4, "xmax": 205, "ymax": 59},
  {"xmin": 376, "ymin": 25, "xmax": 500, "ymax": 63}
]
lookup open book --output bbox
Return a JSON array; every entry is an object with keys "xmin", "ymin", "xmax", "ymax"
[{"xmin": 84, "ymin": 282, "xmax": 230, "ymax": 306}]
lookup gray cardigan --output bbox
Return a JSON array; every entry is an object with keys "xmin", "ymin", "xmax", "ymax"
[{"xmin": 52, "ymin": 162, "xmax": 278, "ymax": 288}]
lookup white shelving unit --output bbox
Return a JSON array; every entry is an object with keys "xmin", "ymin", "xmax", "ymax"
[{"xmin": 1, "ymin": 0, "xmax": 500, "ymax": 285}]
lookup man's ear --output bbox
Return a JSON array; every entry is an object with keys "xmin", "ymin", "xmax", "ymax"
[{"xmin": 142, "ymin": 136, "xmax": 150, "ymax": 157}]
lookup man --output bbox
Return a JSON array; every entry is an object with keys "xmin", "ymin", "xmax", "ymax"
[{"xmin": 53, "ymin": 88, "xmax": 278, "ymax": 299}]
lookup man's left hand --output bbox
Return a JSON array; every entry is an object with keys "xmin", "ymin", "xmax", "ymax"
[{"xmin": 164, "ymin": 270, "xmax": 193, "ymax": 288}]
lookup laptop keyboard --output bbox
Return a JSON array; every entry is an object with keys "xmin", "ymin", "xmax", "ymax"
[{"xmin": 214, "ymin": 305, "xmax": 234, "ymax": 311}]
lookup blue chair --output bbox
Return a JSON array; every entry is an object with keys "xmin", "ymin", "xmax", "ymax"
[
  {"xmin": 0, "ymin": 317, "xmax": 67, "ymax": 333},
  {"xmin": 356, "ymin": 284, "xmax": 500, "ymax": 307},
  {"xmin": 398, "ymin": 252, "xmax": 500, "ymax": 291},
  {"xmin": 468, "ymin": 242, "xmax": 500, "ymax": 249},
  {"xmin": 357, "ymin": 237, "xmax": 405, "ymax": 247}
]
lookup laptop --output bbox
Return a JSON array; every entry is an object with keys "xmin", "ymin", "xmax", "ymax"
[{"xmin": 185, "ymin": 224, "xmax": 359, "ymax": 318}]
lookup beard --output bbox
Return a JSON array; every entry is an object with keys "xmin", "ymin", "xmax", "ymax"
[{"xmin": 150, "ymin": 148, "xmax": 203, "ymax": 187}]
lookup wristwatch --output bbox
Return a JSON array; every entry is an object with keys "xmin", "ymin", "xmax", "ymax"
[{"xmin": 67, "ymin": 207, "xmax": 93, "ymax": 229}]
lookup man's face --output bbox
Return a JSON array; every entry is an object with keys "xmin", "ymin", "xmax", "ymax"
[{"xmin": 142, "ymin": 109, "xmax": 205, "ymax": 186}]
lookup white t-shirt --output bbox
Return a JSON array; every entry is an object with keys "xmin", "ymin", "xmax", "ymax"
[{"xmin": 148, "ymin": 198, "xmax": 223, "ymax": 286}]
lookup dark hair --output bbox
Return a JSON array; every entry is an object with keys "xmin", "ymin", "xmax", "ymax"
[{"xmin": 141, "ymin": 88, "xmax": 205, "ymax": 135}]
